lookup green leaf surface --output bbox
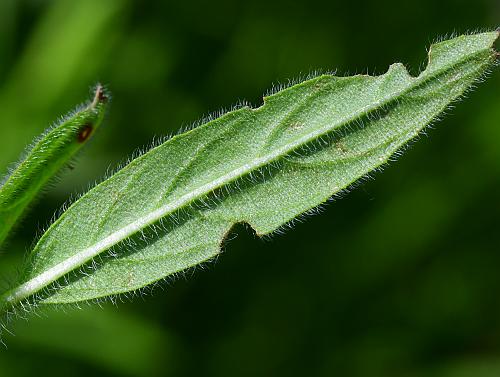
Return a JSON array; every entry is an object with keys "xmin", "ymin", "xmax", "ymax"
[
  {"xmin": 1, "ymin": 31, "xmax": 498, "ymax": 312},
  {"xmin": 0, "ymin": 86, "xmax": 108, "ymax": 247}
]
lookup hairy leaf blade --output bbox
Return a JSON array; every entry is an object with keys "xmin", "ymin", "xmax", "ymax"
[
  {"xmin": 0, "ymin": 86, "xmax": 108, "ymax": 247},
  {"xmin": 1, "ymin": 31, "xmax": 498, "ymax": 309}
]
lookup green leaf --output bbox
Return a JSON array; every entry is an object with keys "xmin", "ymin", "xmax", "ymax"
[
  {"xmin": 1, "ymin": 31, "xmax": 498, "ymax": 313},
  {"xmin": 0, "ymin": 85, "xmax": 108, "ymax": 247}
]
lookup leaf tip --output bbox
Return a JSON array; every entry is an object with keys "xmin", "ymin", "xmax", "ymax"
[{"xmin": 91, "ymin": 83, "xmax": 110, "ymax": 108}]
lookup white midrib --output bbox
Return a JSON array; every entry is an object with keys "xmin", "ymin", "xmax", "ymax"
[{"xmin": 0, "ymin": 52, "xmax": 483, "ymax": 307}]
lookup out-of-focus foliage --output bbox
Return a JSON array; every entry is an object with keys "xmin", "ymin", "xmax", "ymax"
[{"xmin": 0, "ymin": 1, "xmax": 499, "ymax": 376}]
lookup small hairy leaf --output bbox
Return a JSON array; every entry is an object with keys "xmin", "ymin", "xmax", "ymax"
[
  {"xmin": 1, "ymin": 31, "xmax": 498, "ymax": 313},
  {"xmin": 0, "ymin": 85, "xmax": 108, "ymax": 247}
]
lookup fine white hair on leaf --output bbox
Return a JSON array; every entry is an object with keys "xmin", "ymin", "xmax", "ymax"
[{"xmin": 1, "ymin": 30, "xmax": 497, "ymax": 333}]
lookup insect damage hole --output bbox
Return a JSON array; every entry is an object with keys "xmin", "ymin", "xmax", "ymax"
[{"xmin": 77, "ymin": 124, "xmax": 93, "ymax": 143}]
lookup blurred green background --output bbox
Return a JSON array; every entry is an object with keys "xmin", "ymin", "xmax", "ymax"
[{"xmin": 0, "ymin": 0, "xmax": 499, "ymax": 376}]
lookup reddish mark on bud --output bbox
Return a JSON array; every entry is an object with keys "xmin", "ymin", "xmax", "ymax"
[
  {"xmin": 78, "ymin": 124, "xmax": 93, "ymax": 143},
  {"xmin": 96, "ymin": 86, "xmax": 108, "ymax": 103},
  {"xmin": 90, "ymin": 84, "xmax": 109, "ymax": 108}
]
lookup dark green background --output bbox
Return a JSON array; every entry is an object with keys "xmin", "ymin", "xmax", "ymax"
[{"xmin": 0, "ymin": 1, "xmax": 499, "ymax": 376}]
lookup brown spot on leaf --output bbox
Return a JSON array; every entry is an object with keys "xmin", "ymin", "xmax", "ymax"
[
  {"xmin": 77, "ymin": 124, "xmax": 93, "ymax": 143},
  {"xmin": 289, "ymin": 122, "xmax": 304, "ymax": 130},
  {"xmin": 335, "ymin": 140, "xmax": 348, "ymax": 153}
]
